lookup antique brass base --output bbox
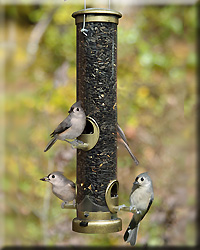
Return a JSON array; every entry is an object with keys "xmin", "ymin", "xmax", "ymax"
[{"xmin": 72, "ymin": 211, "xmax": 122, "ymax": 234}]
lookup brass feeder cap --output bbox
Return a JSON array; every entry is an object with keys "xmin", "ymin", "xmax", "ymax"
[{"xmin": 72, "ymin": 8, "xmax": 122, "ymax": 24}]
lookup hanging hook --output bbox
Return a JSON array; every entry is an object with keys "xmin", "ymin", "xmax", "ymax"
[
  {"xmin": 81, "ymin": 14, "xmax": 88, "ymax": 36},
  {"xmin": 81, "ymin": 0, "xmax": 88, "ymax": 36}
]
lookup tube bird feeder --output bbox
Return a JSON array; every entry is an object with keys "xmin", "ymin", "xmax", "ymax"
[{"xmin": 72, "ymin": 8, "xmax": 122, "ymax": 234}]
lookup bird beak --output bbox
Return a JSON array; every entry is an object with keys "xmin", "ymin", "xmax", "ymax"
[
  {"xmin": 133, "ymin": 180, "xmax": 140, "ymax": 186},
  {"xmin": 40, "ymin": 176, "xmax": 49, "ymax": 182},
  {"xmin": 68, "ymin": 108, "xmax": 73, "ymax": 114}
]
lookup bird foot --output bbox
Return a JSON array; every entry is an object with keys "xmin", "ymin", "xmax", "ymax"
[
  {"xmin": 130, "ymin": 205, "xmax": 137, "ymax": 213},
  {"xmin": 130, "ymin": 206, "xmax": 141, "ymax": 214},
  {"xmin": 74, "ymin": 139, "xmax": 84, "ymax": 144},
  {"xmin": 118, "ymin": 204, "xmax": 126, "ymax": 211},
  {"xmin": 73, "ymin": 199, "xmax": 76, "ymax": 207},
  {"xmin": 65, "ymin": 139, "xmax": 84, "ymax": 147},
  {"xmin": 61, "ymin": 201, "xmax": 68, "ymax": 209},
  {"xmin": 70, "ymin": 139, "xmax": 88, "ymax": 149}
]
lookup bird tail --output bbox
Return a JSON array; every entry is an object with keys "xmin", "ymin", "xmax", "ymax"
[
  {"xmin": 124, "ymin": 220, "xmax": 140, "ymax": 246},
  {"xmin": 122, "ymin": 140, "xmax": 139, "ymax": 166},
  {"xmin": 117, "ymin": 124, "xmax": 129, "ymax": 145},
  {"xmin": 117, "ymin": 124, "xmax": 139, "ymax": 166},
  {"xmin": 44, "ymin": 138, "xmax": 57, "ymax": 152}
]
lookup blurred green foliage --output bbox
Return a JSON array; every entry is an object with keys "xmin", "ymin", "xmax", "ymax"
[{"xmin": 2, "ymin": 3, "xmax": 196, "ymax": 247}]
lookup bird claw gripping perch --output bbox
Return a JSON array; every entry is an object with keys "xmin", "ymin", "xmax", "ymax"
[
  {"xmin": 129, "ymin": 205, "xmax": 139, "ymax": 214},
  {"xmin": 70, "ymin": 139, "xmax": 89, "ymax": 150},
  {"xmin": 61, "ymin": 201, "xmax": 67, "ymax": 209},
  {"xmin": 114, "ymin": 204, "xmax": 139, "ymax": 214},
  {"xmin": 64, "ymin": 138, "xmax": 88, "ymax": 150},
  {"xmin": 118, "ymin": 204, "xmax": 126, "ymax": 211},
  {"xmin": 61, "ymin": 200, "xmax": 76, "ymax": 209}
]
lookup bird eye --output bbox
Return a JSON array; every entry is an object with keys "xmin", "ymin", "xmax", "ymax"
[
  {"xmin": 77, "ymin": 108, "xmax": 79, "ymax": 111},
  {"xmin": 52, "ymin": 175, "xmax": 55, "ymax": 178},
  {"xmin": 141, "ymin": 177, "xmax": 144, "ymax": 181}
]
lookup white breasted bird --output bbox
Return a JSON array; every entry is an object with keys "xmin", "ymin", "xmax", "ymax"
[
  {"xmin": 44, "ymin": 101, "xmax": 86, "ymax": 152},
  {"xmin": 117, "ymin": 123, "xmax": 139, "ymax": 165},
  {"xmin": 40, "ymin": 171, "xmax": 76, "ymax": 208},
  {"xmin": 124, "ymin": 172, "xmax": 154, "ymax": 246}
]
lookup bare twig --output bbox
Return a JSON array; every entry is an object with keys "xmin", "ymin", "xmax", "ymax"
[{"xmin": 26, "ymin": 6, "xmax": 59, "ymax": 67}]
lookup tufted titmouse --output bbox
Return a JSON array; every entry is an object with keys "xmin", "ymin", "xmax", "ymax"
[
  {"xmin": 40, "ymin": 171, "xmax": 76, "ymax": 208},
  {"xmin": 123, "ymin": 172, "xmax": 154, "ymax": 246},
  {"xmin": 44, "ymin": 101, "xmax": 86, "ymax": 152},
  {"xmin": 117, "ymin": 124, "xmax": 139, "ymax": 165}
]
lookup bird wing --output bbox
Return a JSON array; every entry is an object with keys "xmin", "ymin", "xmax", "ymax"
[
  {"xmin": 69, "ymin": 181, "xmax": 76, "ymax": 189},
  {"xmin": 140, "ymin": 194, "xmax": 154, "ymax": 221},
  {"xmin": 50, "ymin": 116, "xmax": 72, "ymax": 137}
]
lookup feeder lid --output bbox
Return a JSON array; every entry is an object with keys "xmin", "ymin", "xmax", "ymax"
[{"xmin": 72, "ymin": 8, "xmax": 122, "ymax": 24}]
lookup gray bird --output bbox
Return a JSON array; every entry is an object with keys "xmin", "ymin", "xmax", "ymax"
[
  {"xmin": 124, "ymin": 172, "xmax": 154, "ymax": 246},
  {"xmin": 44, "ymin": 101, "xmax": 86, "ymax": 152},
  {"xmin": 40, "ymin": 171, "xmax": 76, "ymax": 208},
  {"xmin": 117, "ymin": 124, "xmax": 139, "ymax": 165}
]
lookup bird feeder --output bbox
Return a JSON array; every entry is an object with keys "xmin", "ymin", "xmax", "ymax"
[{"xmin": 71, "ymin": 8, "xmax": 122, "ymax": 234}]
